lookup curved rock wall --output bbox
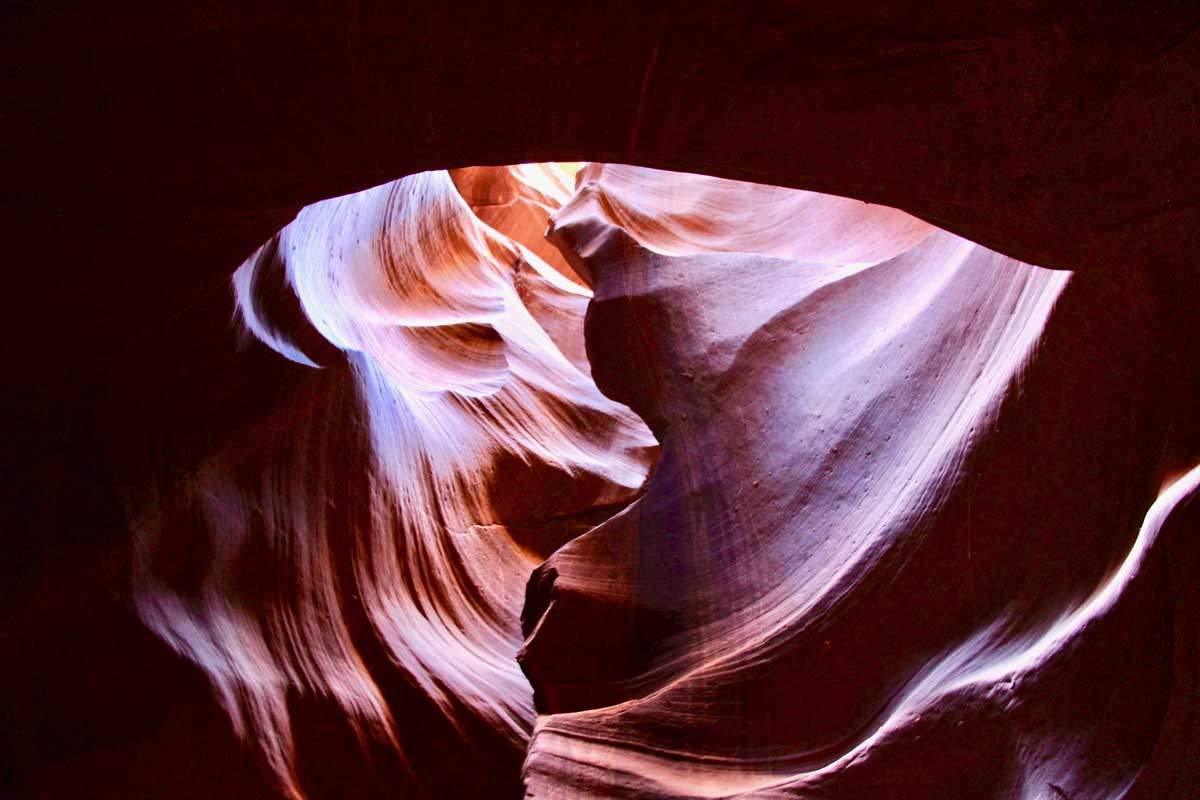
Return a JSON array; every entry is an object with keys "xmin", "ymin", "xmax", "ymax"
[
  {"xmin": 131, "ymin": 164, "xmax": 656, "ymax": 797},
  {"xmin": 128, "ymin": 164, "xmax": 1199, "ymax": 799}
]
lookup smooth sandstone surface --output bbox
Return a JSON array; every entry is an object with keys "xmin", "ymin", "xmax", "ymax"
[
  {"xmin": 527, "ymin": 165, "xmax": 1196, "ymax": 799},
  {"xmin": 6, "ymin": 9, "xmax": 1198, "ymax": 797},
  {"xmin": 118, "ymin": 163, "xmax": 1200, "ymax": 799},
  {"xmin": 133, "ymin": 164, "xmax": 655, "ymax": 798}
]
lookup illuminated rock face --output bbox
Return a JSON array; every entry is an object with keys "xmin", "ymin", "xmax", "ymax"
[
  {"xmin": 132, "ymin": 163, "xmax": 657, "ymax": 798},
  {"xmin": 131, "ymin": 164, "xmax": 1198, "ymax": 800},
  {"xmin": 525, "ymin": 165, "xmax": 1193, "ymax": 799}
]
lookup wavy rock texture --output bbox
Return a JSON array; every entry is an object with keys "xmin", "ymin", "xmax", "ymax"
[
  {"xmin": 128, "ymin": 163, "xmax": 1198, "ymax": 799},
  {"xmin": 8, "ymin": 7, "xmax": 1199, "ymax": 799},
  {"xmin": 131, "ymin": 164, "xmax": 655, "ymax": 797},
  {"xmin": 522, "ymin": 165, "xmax": 1196, "ymax": 799}
]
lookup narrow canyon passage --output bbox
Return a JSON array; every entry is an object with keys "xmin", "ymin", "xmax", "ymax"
[
  {"xmin": 7, "ymin": 7, "xmax": 1199, "ymax": 799},
  {"xmin": 120, "ymin": 163, "xmax": 1200, "ymax": 799}
]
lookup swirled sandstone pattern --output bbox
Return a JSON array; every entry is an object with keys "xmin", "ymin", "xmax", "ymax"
[{"xmin": 129, "ymin": 164, "xmax": 1198, "ymax": 799}]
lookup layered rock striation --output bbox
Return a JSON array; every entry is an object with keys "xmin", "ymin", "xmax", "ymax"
[{"xmin": 130, "ymin": 164, "xmax": 1199, "ymax": 799}]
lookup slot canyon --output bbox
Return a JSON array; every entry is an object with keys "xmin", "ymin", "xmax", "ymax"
[{"xmin": 4, "ymin": 3, "xmax": 1199, "ymax": 799}]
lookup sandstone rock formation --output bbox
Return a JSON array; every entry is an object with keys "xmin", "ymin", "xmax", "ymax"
[
  {"xmin": 5, "ymin": 7, "xmax": 1198, "ymax": 798},
  {"xmin": 132, "ymin": 163, "xmax": 655, "ymax": 798},
  {"xmin": 526, "ymin": 165, "xmax": 1198, "ymax": 799},
  {"xmin": 120, "ymin": 163, "xmax": 1200, "ymax": 799}
]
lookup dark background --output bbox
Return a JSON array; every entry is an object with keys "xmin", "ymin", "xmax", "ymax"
[{"xmin": 2, "ymin": 1, "xmax": 1197, "ymax": 797}]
